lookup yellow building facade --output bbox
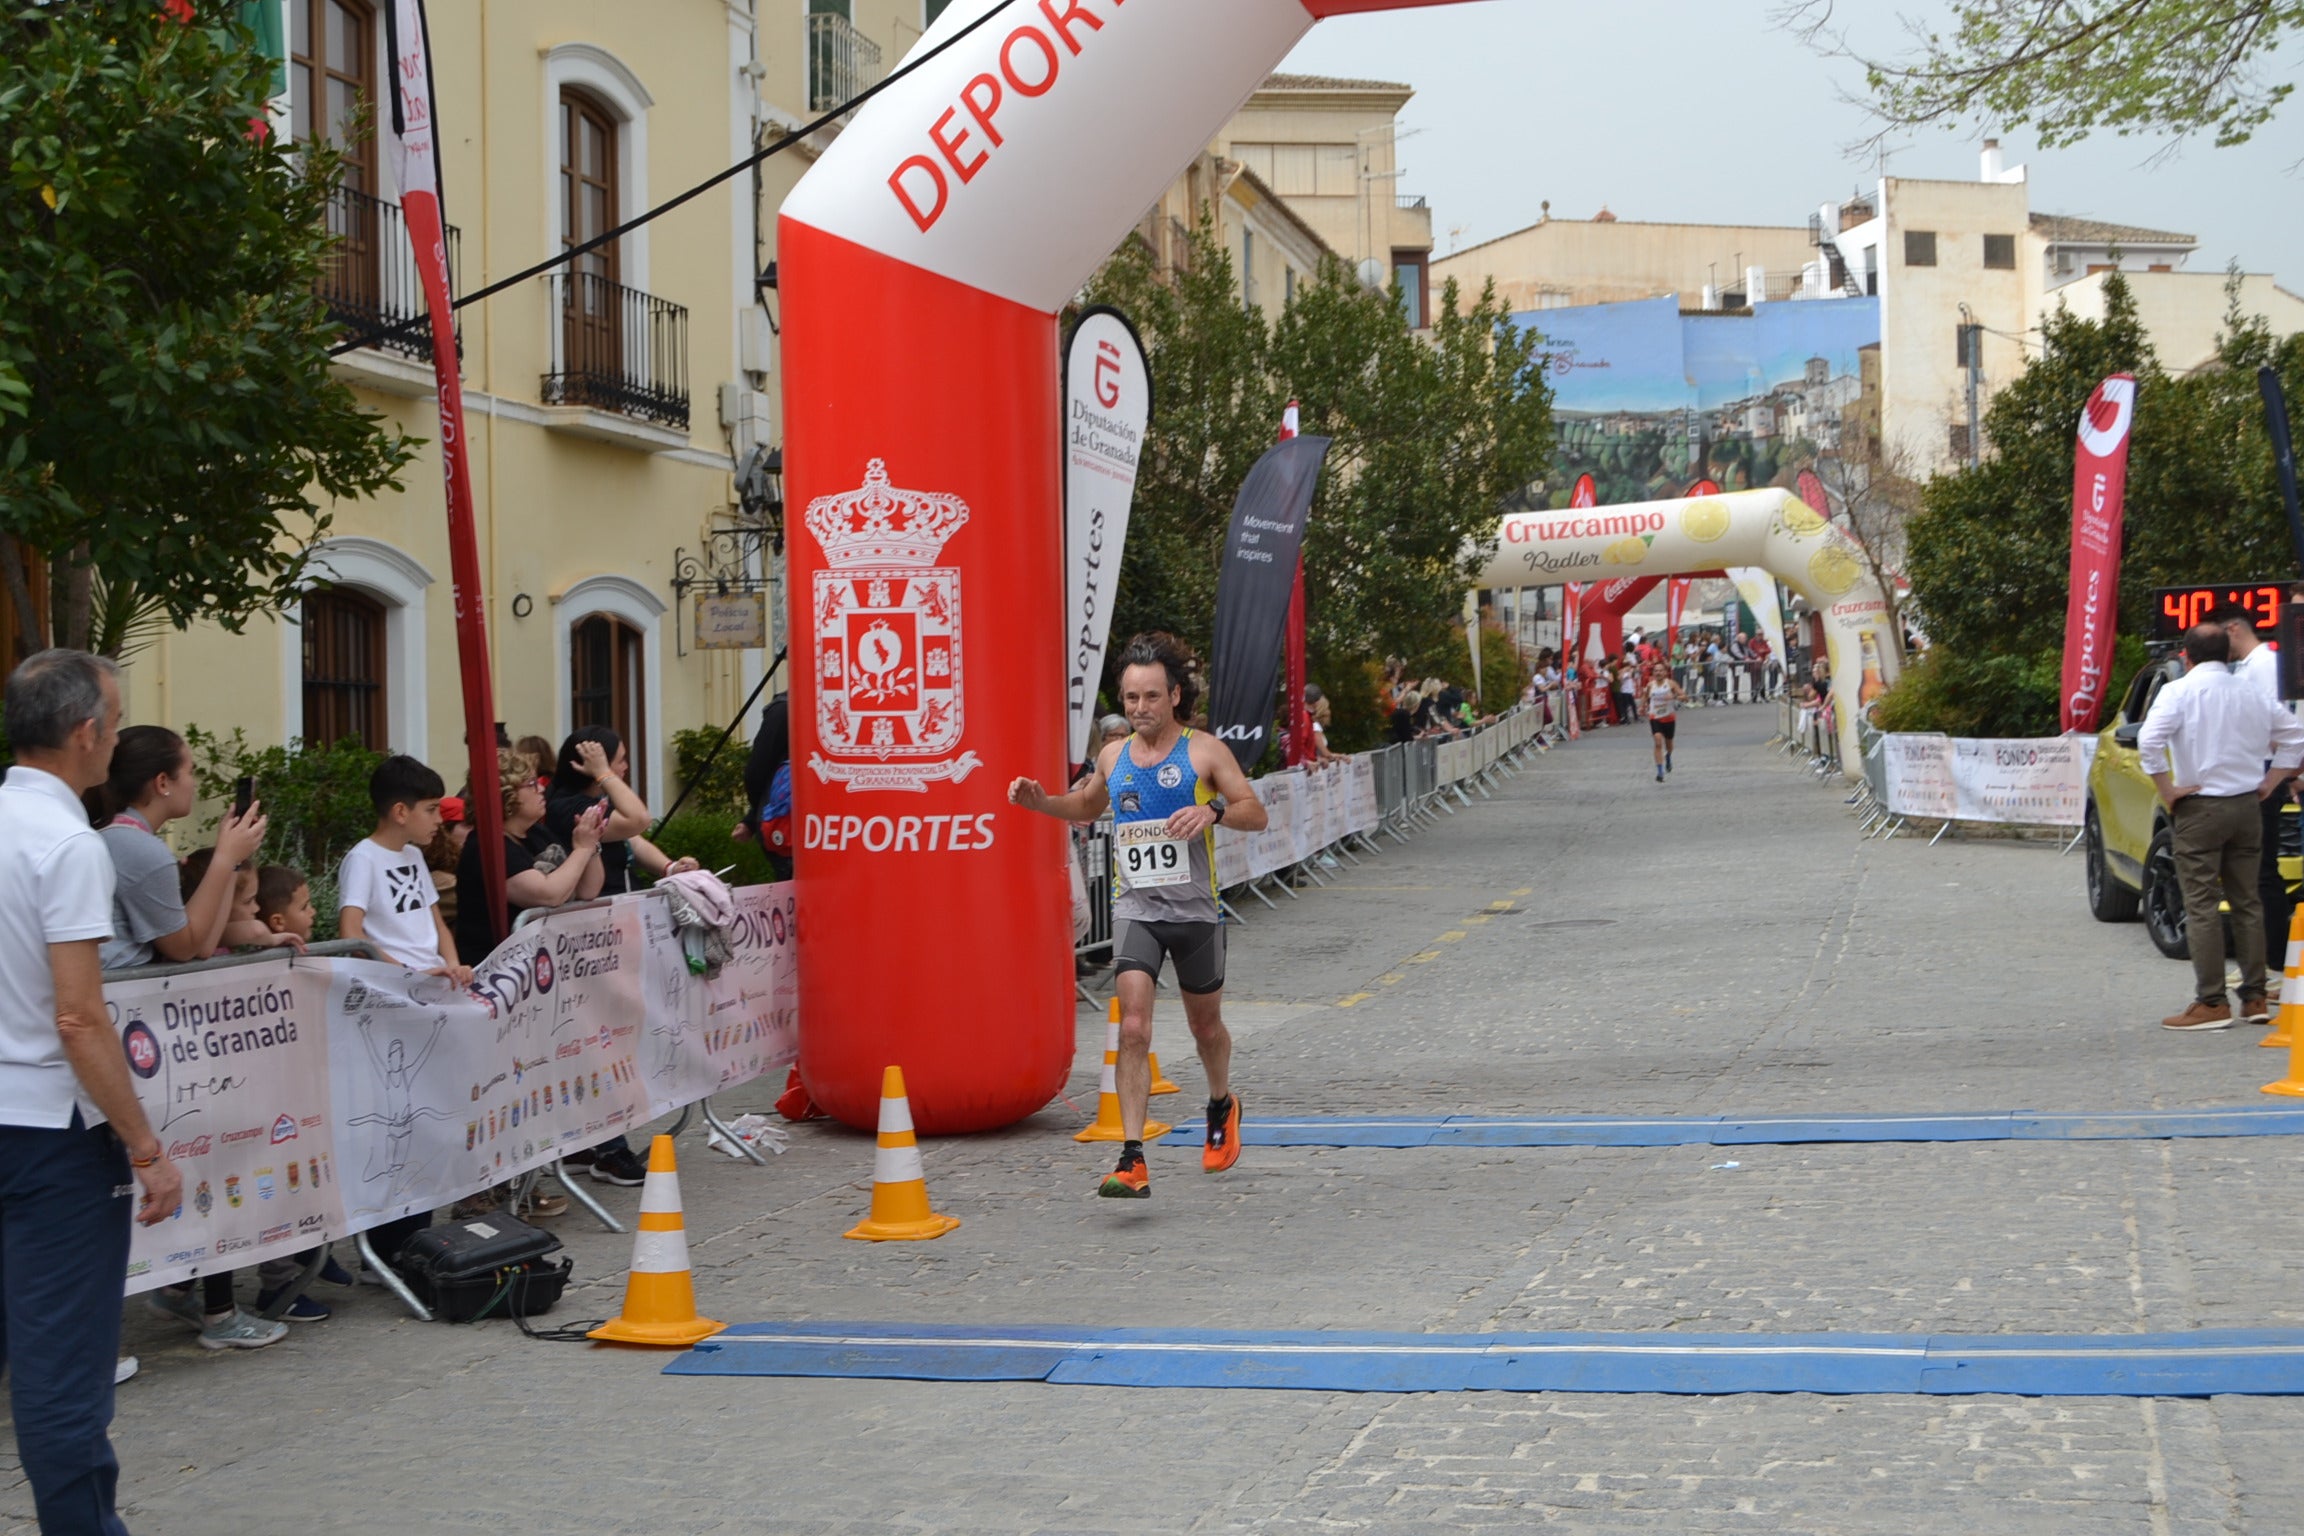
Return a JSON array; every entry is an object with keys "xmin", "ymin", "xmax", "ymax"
[{"xmin": 123, "ymin": 0, "xmax": 938, "ymax": 802}]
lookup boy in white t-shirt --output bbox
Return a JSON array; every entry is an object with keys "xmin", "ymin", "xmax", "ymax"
[{"xmin": 339, "ymin": 755, "xmax": 471, "ymax": 985}]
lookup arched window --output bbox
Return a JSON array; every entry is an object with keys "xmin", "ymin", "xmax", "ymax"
[
  {"xmin": 302, "ymin": 587, "xmax": 389, "ymax": 748},
  {"xmin": 571, "ymin": 613, "xmax": 647, "ymax": 796}
]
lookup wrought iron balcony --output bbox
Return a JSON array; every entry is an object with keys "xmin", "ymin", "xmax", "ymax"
[
  {"xmin": 543, "ymin": 271, "xmax": 691, "ymax": 431},
  {"xmin": 808, "ymin": 11, "xmax": 882, "ymax": 114},
  {"xmin": 319, "ymin": 185, "xmax": 460, "ymax": 361}
]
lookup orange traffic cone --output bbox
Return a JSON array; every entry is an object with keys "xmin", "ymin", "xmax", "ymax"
[
  {"xmin": 2264, "ymin": 905, "xmax": 2304, "ymax": 1049},
  {"xmin": 588, "ymin": 1135, "xmax": 724, "ymax": 1347},
  {"xmin": 1076, "ymin": 1007, "xmax": 1171, "ymax": 1143},
  {"xmin": 844, "ymin": 1066, "xmax": 961, "ymax": 1241}
]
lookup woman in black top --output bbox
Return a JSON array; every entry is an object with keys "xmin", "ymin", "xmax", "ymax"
[
  {"xmin": 543, "ymin": 727, "xmax": 698, "ymax": 896},
  {"xmin": 455, "ymin": 748, "xmax": 608, "ymax": 962}
]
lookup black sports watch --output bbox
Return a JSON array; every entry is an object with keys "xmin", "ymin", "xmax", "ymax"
[{"xmin": 1209, "ymin": 796, "xmax": 1228, "ymax": 825}]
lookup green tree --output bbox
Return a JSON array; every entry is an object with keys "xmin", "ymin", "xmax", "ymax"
[
  {"xmin": 1788, "ymin": 0, "xmax": 2301, "ymax": 150},
  {"xmin": 1892, "ymin": 271, "xmax": 2304, "ymax": 734},
  {"xmin": 0, "ymin": 0, "xmax": 417, "ymax": 657},
  {"xmin": 1273, "ymin": 262, "xmax": 1553, "ymax": 745}
]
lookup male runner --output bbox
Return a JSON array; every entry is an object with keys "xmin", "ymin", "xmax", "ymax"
[
  {"xmin": 1647, "ymin": 660, "xmax": 1685, "ymax": 782},
  {"xmin": 1008, "ymin": 632, "xmax": 1268, "ymax": 1198}
]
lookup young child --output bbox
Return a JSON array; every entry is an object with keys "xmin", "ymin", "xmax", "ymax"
[
  {"xmin": 255, "ymin": 863, "xmax": 316, "ymax": 944},
  {"xmin": 339, "ymin": 756, "xmax": 471, "ymax": 985},
  {"xmin": 179, "ymin": 850, "xmax": 299, "ymax": 954}
]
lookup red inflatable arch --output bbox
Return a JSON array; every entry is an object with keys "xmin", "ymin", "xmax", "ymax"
[{"xmin": 778, "ymin": 0, "xmax": 1476, "ymax": 1133}]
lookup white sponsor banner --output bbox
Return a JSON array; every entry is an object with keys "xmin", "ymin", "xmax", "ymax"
[
  {"xmin": 1950, "ymin": 736, "xmax": 2095, "ymax": 826},
  {"xmin": 113, "ymin": 885, "xmax": 798, "ymax": 1294},
  {"xmin": 1063, "ymin": 308, "xmax": 1149, "ymax": 769},
  {"xmin": 116, "ymin": 962, "xmax": 340, "ymax": 1294},
  {"xmin": 1881, "ymin": 734, "xmax": 1958, "ymax": 820}
]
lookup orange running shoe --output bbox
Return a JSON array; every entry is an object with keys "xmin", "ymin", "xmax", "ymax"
[
  {"xmin": 1202, "ymin": 1095, "xmax": 1243, "ymax": 1173},
  {"xmin": 1099, "ymin": 1150, "xmax": 1150, "ymax": 1199}
]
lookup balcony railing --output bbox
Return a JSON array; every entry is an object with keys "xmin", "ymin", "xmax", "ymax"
[
  {"xmin": 1396, "ymin": 194, "xmax": 1428, "ymax": 210},
  {"xmin": 542, "ymin": 271, "xmax": 690, "ymax": 431},
  {"xmin": 808, "ymin": 12, "xmax": 882, "ymax": 114},
  {"xmin": 320, "ymin": 186, "xmax": 460, "ymax": 361}
]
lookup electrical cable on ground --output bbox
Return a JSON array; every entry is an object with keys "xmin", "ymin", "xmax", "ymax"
[{"xmin": 331, "ymin": 0, "xmax": 1028, "ymax": 358}]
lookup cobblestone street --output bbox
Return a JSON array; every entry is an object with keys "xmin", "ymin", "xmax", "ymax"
[{"xmin": 33, "ymin": 705, "xmax": 2304, "ymax": 1535}]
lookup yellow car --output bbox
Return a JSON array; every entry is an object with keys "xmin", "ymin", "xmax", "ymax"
[{"xmin": 2085, "ymin": 653, "xmax": 2302, "ymax": 957}]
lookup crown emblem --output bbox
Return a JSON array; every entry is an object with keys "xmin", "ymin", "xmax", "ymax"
[{"xmin": 804, "ymin": 459, "xmax": 970, "ymax": 567}]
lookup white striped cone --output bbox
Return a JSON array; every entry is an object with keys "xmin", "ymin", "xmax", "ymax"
[
  {"xmin": 1076, "ymin": 1004, "xmax": 1170, "ymax": 1142},
  {"xmin": 588, "ymin": 1135, "xmax": 724, "ymax": 1347},
  {"xmin": 2263, "ymin": 905, "xmax": 2304, "ymax": 1048},
  {"xmin": 845, "ymin": 1065, "xmax": 960, "ymax": 1241}
]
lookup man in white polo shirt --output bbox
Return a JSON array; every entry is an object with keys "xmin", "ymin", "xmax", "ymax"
[
  {"xmin": 0, "ymin": 649, "xmax": 181, "ymax": 1535},
  {"xmin": 2139, "ymin": 623, "xmax": 2304, "ymax": 1031},
  {"xmin": 2213, "ymin": 602, "xmax": 2296, "ymax": 1000}
]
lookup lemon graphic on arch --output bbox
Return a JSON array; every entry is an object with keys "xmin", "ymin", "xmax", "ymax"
[
  {"xmin": 1808, "ymin": 541, "xmax": 1864, "ymax": 596},
  {"xmin": 1601, "ymin": 535, "xmax": 1648, "ymax": 565},
  {"xmin": 1682, "ymin": 499, "xmax": 1731, "ymax": 543},
  {"xmin": 1780, "ymin": 501, "xmax": 1827, "ymax": 536}
]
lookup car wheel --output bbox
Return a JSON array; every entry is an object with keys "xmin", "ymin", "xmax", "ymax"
[
  {"xmin": 2086, "ymin": 808, "xmax": 2140, "ymax": 922},
  {"xmin": 2143, "ymin": 826, "xmax": 2190, "ymax": 960}
]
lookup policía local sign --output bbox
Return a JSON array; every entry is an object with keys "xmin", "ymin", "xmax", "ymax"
[{"xmin": 695, "ymin": 592, "xmax": 767, "ymax": 650}]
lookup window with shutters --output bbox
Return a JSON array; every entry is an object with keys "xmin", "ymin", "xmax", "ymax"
[
  {"xmin": 570, "ymin": 615, "xmax": 648, "ymax": 797},
  {"xmin": 1904, "ymin": 230, "xmax": 1937, "ymax": 266},
  {"xmin": 1983, "ymin": 233, "xmax": 2016, "ymax": 269},
  {"xmin": 301, "ymin": 588, "xmax": 389, "ymax": 748}
]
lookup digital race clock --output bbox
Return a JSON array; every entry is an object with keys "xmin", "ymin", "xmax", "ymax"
[{"xmin": 2149, "ymin": 581, "xmax": 2294, "ymax": 641}]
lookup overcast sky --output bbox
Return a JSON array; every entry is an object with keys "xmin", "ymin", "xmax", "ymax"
[{"xmin": 1279, "ymin": 0, "xmax": 2303, "ymax": 280}]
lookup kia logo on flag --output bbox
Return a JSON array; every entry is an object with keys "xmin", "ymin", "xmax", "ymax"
[{"xmin": 2077, "ymin": 378, "xmax": 2136, "ymax": 456}]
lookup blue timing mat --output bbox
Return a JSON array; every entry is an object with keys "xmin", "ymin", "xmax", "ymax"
[
  {"xmin": 666, "ymin": 1321, "xmax": 2304, "ymax": 1397},
  {"xmin": 1159, "ymin": 1105, "xmax": 2304, "ymax": 1149}
]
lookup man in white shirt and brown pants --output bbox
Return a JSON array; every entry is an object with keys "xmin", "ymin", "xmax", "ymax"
[
  {"xmin": 2139, "ymin": 623, "xmax": 2304, "ymax": 1030},
  {"xmin": 0, "ymin": 650, "xmax": 183, "ymax": 1533},
  {"xmin": 2213, "ymin": 603, "xmax": 2295, "ymax": 999}
]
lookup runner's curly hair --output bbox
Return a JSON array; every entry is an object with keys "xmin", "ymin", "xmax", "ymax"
[{"xmin": 1114, "ymin": 631, "xmax": 1201, "ymax": 719}]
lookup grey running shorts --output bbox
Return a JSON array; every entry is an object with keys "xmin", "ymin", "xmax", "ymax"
[{"xmin": 1114, "ymin": 919, "xmax": 1227, "ymax": 996}]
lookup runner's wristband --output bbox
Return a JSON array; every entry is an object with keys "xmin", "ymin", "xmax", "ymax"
[{"xmin": 130, "ymin": 1151, "xmax": 158, "ymax": 1168}]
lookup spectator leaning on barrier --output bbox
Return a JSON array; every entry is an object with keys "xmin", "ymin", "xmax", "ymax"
[
  {"xmin": 2138, "ymin": 622, "xmax": 2304, "ymax": 1031},
  {"xmin": 176, "ymin": 850, "xmax": 295, "ymax": 956},
  {"xmin": 255, "ymin": 865, "xmax": 315, "ymax": 946},
  {"xmin": 545, "ymin": 728, "xmax": 698, "ymax": 896},
  {"xmin": 84, "ymin": 726, "xmax": 266, "ymax": 972},
  {"xmin": 2212, "ymin": 602, "xmax": 2295, "ymax": 1004},
  {"xmin": 339, "ymin": 756, "xmax": 470, "ymax": 986},
  {"xmin": 455, "ymin": 748, "xmax": 606, "ymax": 964},
  {"xmin": 0, "ymin": 649, "xmax": 185, "ymax": 1533}
]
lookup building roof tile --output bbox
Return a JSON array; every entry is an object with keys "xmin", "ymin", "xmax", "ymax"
[
  {"xmin": 1258, "ymin": 72, "xmax": 1413, "ymax": 92},
  {"xmin": 2030, "ymin": 212, "xmax": 2196, "ymax": 247}
]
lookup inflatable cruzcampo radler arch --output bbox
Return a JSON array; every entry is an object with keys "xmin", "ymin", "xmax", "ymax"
[
  {"xmin": 776, "ymin": 0, "xmax": 1479, "ymax": 1134},
  {"xmin": 1473, "ymin": 488, "xmax": 1899, "ymax": 771}
]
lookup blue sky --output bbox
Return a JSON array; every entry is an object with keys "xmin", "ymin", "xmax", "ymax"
[{"xmin": 1279, "ymin": 0, "xmax": 2303, "ymax": 281}]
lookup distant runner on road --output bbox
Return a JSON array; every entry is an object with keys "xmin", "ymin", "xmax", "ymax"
[
  {"xmin": 1008, "ymin": 632, "xmax": 1269, "ymax": 1198},
  {"xmin": 1647, "ymin": 661, "xmax": 1686, "ymax": 783}
]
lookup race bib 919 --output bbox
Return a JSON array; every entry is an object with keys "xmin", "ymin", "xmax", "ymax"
[{"xmin": 1113, "ymin": 820, "xmax": 1191, "ymax": 889}]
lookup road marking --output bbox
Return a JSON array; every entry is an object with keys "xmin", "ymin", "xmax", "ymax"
[
  {"xmin": 1336, "ymin": 993, "xmax": 1373, "ymax": 1008},
  {"xmin": 1465, "ymin": 915, "xmax": 1492, "ymax": 926},
  {"xmin": 1439, "ymin": 931, "xmax": 1466, "ymax": 942},
  {"xmin": 675, "ymin": 1323, "xmax": 2304, "ymax": 1397},
  {"xmin": 1510, "ymin": 887, "xmax": 1532, "ymax": 897},
  {"xmin": 1406, "ymin": 951, "xmax": 1441, "ymax": 964},
  {"xmin": 1376, "ymin": 973, "xmax": 1405, "ymax": 985}
]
